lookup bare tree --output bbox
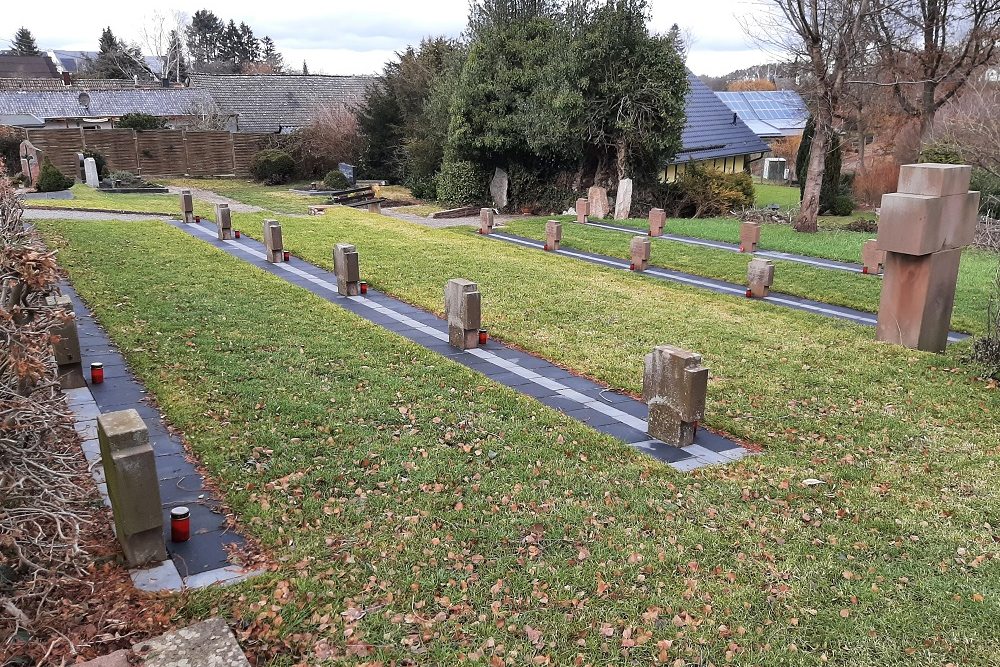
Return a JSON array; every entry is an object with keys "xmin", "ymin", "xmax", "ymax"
[
  {"xmin": 139, "ymin": 10, "xmax": 189, "ymax": 83},
  {"xmin": 746, "ymin": 0, "xmax": 873, "ymax": 231}
]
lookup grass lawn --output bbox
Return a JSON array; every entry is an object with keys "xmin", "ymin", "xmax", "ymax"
[
  {"xmin": 40, "ymin": 214, "xmax": 1000, "ymax": 665},
  {"xmin": 754, "ymin": 182, "xmax": 801, "ymax": 209},
  {"xmin": 24, "ymin": 184, "xmax": 177, "ymax": 214},
  {"xmin": 161, "ymin": 178, "xmax": 322, "ymax": 214},
  {"xmin": 500, "ymin": 218, "xmax": 993, "ymax": 336},
  {"xmin": 392, "ymin": 203, "xmax": 446, "ymax": 217}
]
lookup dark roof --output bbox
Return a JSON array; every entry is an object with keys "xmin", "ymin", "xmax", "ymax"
[
  {"xmin": 0, "ymin": 88, "xmax": 218, "ymax": 120},
  {"xmin": 672, "ymin": 73, "xmax": 771, "ymax": 163},
  {"xmin": 0, "ymin": 55, "xmax": 59, "ymax": 79},
  {"xmin": 716, "ymin": 90, "xmax": 808, "ymax": 138},
  {"xmin": 188, "ymin": 73, "xmax": 373, "ymax": 133},
  {"xmin": 49, "ymin": 50, "xmax": 96, "ymax": 74},
  {"xmin": 0, "ymin": 113, "xmax": 44, "ymax": 127}
]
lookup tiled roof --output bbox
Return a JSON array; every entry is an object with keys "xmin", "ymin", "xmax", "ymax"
[
  {"xmin": 0, "ymin": 113, "xmax": 44, "ymax": 127},
  {"xmin": 188, "ymin": 73, "xmax": 373, "ymax": 133},
  {"xmin": 0, "ymin": 88, "xmax": 218, "ymax": 120},
  {"xmin": 0, "ymin": 78, "xmax": 174, "ymax": 91},
  {"xmin": 672, "ymin": 73, "xmax": 771, "ymax": 163},
  {"xmin": 0, "ymin": 55, "xmax": 60, "ymax": 79}
]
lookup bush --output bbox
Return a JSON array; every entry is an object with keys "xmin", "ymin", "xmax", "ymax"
[
  {"xmin": 669, "ymin": 164, "xmax": 755, "ymax": 218},
  {"xmin": 845, "ymin": 217, "xmax": 878, "ymax": 233},
  {"xmin": 406, "ymin": 174, "xmax": 437, "ymax": 200},
  {"xmin": 35, "ymin": 158, "xmax": 74, "ymax": 192},
  {"xmin": 82, "ymin": 148, "xmax": 108, "ymax": 178},
  {"xmin": 972, "ymin": 265, "xmax": 1000, "ymax": 380},
  {"xmin": 0, "ymin": 132, "xmax": 21, "ymax": 176},
  {"xmin": 829, "ymin": 194, "xmax": 856, "ymax": 216},
  {"xmin": 436, "ymin": 160, "xmax": 487, "ymax": 206},
  {"xmin": 403, "ymin": 136, "xmax": 444, "ymax": 200},
  {"xmin": 249, "ymin": 149, "xmax": 296, "ymax": 185},
  {"xmin": 323, "ymin": 170, "xmax": 350, "ymax": 190},
  {"xmin": 506, "ymin": 164, "xmax": 576, "ymax": 214},
  {"xmin": 116, "ymin": 113, "xmax": 167, "ymax": 131},
  {"xmin": 852, "ymin": 160, "xmax": 900, "ymax": 207},
  {"xmin": 279, "ymin": 106, "xmax": 361, "ymax": 179}
]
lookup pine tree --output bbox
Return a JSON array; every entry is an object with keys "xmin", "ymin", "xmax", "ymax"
[
  {"xmin": 302, "ymin": 60, "xmax": 309, "ymax": 75},
  {"xmin": 86, "ymin": 27, "xmax": 149, "ymax": 79},
  {"xmin": 261, "ymin": 36, "xmax": 283, "ymax": 73},
  {"xmin": 217, "ymin": 20, "xmax": 242, "ymax": 72},
  {"xmin": 186, "ymin": 10, "xmax": 222, "ymax": 70},
  {"xmin": 12, "ymin": 27, "xmax": 41, "ymax": 56},
  {"xmin": 237, "ymin": 22, "xmax": 260, "ymax": 67}
]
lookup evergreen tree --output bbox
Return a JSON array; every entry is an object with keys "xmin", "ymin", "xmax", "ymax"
[
  {"xmin": 797, "ymin": 116, "xmax": 843, "ymax": 214},
  {"xmin": 217, "ymin": 20, "xmax": 241, "ymax": 71},
  {"xmin": 237, "ymin": 22, "xmax": 260, "ymax": 67},
  {"xmin": 261, "ymin": 36, "xmax": 283, "ymax": 72},
  {"xmin": 86, "ymin": 27, "xmax": 149, "ymax": 79},
  {"xmin": 12, "ymin": 27, "xmax": 41, "ymax": 56},
  {"xmin": 302, "ymin": 60, "xmax": 309, "ymax": 75},
  {"xmin": 186, "ymin": 10, "xmax": 222, "ymax": 69}
]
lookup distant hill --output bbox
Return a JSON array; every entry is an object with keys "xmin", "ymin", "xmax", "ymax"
[{"xmin": 699, "ymin": 62, "xmax": 802, "ymax": 91}]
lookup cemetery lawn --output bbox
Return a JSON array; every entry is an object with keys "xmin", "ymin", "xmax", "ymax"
[
  {"xmin": 754, "ymin": 182, "xmax": 801, "ymax": 209},
  {"xmin": 500, "ymin": 218, "xmax": 993, "ymax": 336},
  {"xmin": 39, "ymin": 215, "xmax": 1000, "ymax": 666},
  {"xmin": 24, "ymin": 184, "xmax": 176, "ymax": 214},
  {"xmin": 160, "ymin": 178, "xmax": 324, "ymax": 214}
]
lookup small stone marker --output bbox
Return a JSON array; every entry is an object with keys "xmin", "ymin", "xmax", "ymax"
[
  {"xmin": 575, "ymin": 197, "xmax": 589, "ymax": 224},
  {"xmin": 643, "ymin": 345, "xmax": 709, "ymax": 447},
  {"xmin": 876, "ymin": 164, "xmax": 980, "ymax": 351},
  {"xmin": 84, "ymin": 157, "xmax": 100, "ymax": 188},
  {"xmin": 445, "ymin": 279, "xmax": 481, "ymax": 350},
  {"xmin": 215, "ymin": 203, "xmax": 232, "ymax": 240},
  {"xmin": 75, "ymin": 152, "xmax": 86, "ymax": 181},
  {"xmin": 648, "ymin": 208, "xmax": 665, "ymax": 237},
  {"xmin": 490, "ymin": 167, "xmax": 509, "ymax": 209},
  {"xmin": 19, "ymin": 140, "xmax": 43, "ymax": 186},
  {"xmin": 630, "ymin": 236, "xmax": 651, "ymax": 272},
  {"xmin": 479, "ymin": 208, "xmax": 494, "ymax": 235},
  {"xmin": 739, "ymin": 222, "xmax": 760, "ymax": 252},
  {"xmin": 545, "ymin": 220, "xmax": 562, "ymax": 251},
  {"xmin": 747, "ymin": 258, "xmax": 774, "ymax": 298},
  {"xmin": 588, "ymin": 186, "xmax": 609, "ymax": 219},
  {"xmin": 179, "ymin": 189, "xmax": 195, "ymax": 223},
  {"xmin": 45, "ymin": 295, "xmax": 85, "ymax": 389},
  {"xmin": 614, "ymin": 178, "xmax": 633, "ymax": 220},
  {"xmin": 97, "ymin": 409, "xmax": 167, "ymax": 567},
  {"xmin": 333, "ymin": 243, "xmax": 361, "ymax": 296},
  {"xmin": 262, "ymin": 220, "xmax": 284, "ymax": 263},
  {"xmin": 860, "ymin": 239, "xmax": 885, "ymax": 274}
]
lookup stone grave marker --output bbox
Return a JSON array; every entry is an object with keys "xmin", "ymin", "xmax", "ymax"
[
  {"xmin": 588, "ymin": 186, "xmax": 609, "ymax": 219},
  {"xmin": 97, "ymin": 409, "xmax": 167, "ymax": 567},
  {"xmin": 76, "ymin": 152, "xmax": 86, "ymax": 181},
  {"xmin": 642, "ymin": 344, "xmax": 709, "ymax": 447},
  {"xmin": 648, "ymin": 208, "xmax": 666, "ymax": 237},
  {"xmin": 614, "ymin": 178, "xmax": 633, "ymax": 220},
  {"xmin": 179, "ymin": 189, "xmax": 195, "ymax": 223},
  {"xmin": 876, "ymin": 164, "xmax": 980, "ymax": 352},
  {"xmin": 262, "ymin": 220, "xmax": 284, "ymax": 263},
  {"xmin": 445, "ymin": 279, "xmax": 481, "ymax": 350},
  {"xmin": 575, "ymin": 198, "xmax": 589, "ymax": 223},
  {"xmin": 545, "ymin": 220, "xmax": 562, "ymax": 251},
  {"xmin": 84, "ymin": 157, "xmax": 100, "ymax": 188},
  {"xmin": 479, "ymin": 208, "xmax": 495, "ymax": 235},
  {"xmin": 45, "ymin": 295, "xmax": 86, "ymax": 389},
  {"xmin": 630, "ymin": 236, "xmax": 651, "ymax": 272},
  {"xmin": 490, "ymin": 168, "xmax": 508, "ymax": 209},
  {"xmin": 860, "ymin": 239, "xmax": 885, "ymax": 274},
  {"xmin": 739, "ymin": 222, "xmax": 761, "ymax": 252},
  {"xmin": 333, "ymin": 243, "xmax": 361, "ymax": 296},
  {"xmin": 215, "ymin": 203, "xmax": 232, "ymax": 240},
  {"xmin": 747, "ymin": 258, "xmax": 774, "ymax": 298},
  {"xmin": 19, "ymin": 140, "xmax": 43, "ymax": 187}
]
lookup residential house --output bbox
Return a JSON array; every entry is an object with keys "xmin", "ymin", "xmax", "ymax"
[{"xmin": 0, "ymin": 55, "xmax": 60, "ymax": 79}]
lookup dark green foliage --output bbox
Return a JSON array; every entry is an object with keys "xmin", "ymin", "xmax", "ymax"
[
  {"xmin": 261, "ymin": 36, "xmax": 283, "ymax": 72},
  {"xmin": 829, "ymin": 194, "xmax": 856, "ymax": 216},
  {"xmin": 506, "ymin": 164, "xmax": 576, "ymax": 213},
  {"xmin": 0, "ymin": 133, "xmax": 21, "ymax": 175},
  {"xmin": 436, "ymin": 160, "xmax": 488, "ymax": 206},
  {"xmin": 11, "ymin": 27, "xmax": 41, "ymax": 56},
  {"xmin": 82, "ymin": 149, "xmax": 108, "ymax": 178},
  {"xmin": 249, "ymin": 149, "xmax": 295, "ymax": 184},
  {"xmin": 919, "ymin": 142, "xmax": 962, "ymax": 164},
  {"xmin": 162, "ymin": 30, "xmax": 187, "ymax": 83},
  {"xmin": 797, "ymin": 116, "xmax": 843, "ymax": 214},
  {"xmin": 920, "ymin": 142, "xmax": 1000, "ymax": 215},
  {"xmin": 323, "ymin": 170, "xmax": 350, "ymax": 190},
  {"xmin": 667, "ymin": 163, "xmax": 756, "ymax": 217},
  {"xmin": 35, "ymin": 159, "xmax": 74, "ymax": 192},
  {"xmin": 187, "ymin": 10, "xmax": 223, "ymax": 69},
  {"xmin": 85, "ymin": 27, "xmax": 150, "ymax": 79},
  {"xmin": 116, "ymin": 113, "xmax": 167, "ymax": 131}
]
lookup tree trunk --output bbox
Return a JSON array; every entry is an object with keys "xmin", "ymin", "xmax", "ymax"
[{"xmin": 795, "ymin": 121, "xmax": 831, "ymax": 233}]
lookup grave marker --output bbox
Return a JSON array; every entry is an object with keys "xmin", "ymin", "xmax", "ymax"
[
  {"xmin": 333, "ymin": 243, "xmax": 361, "ymax": 296},
  {"xmin": 575, "ymin": 198, "xmax": 589, "ymax": 224},
  {"xmin": 876, "ymin": 164, "xmax": 979, "ymax": 352},
  {"xmin": 614, "ymin": 178, "xmax": 633, "ymax": 220},
  {"xmin": 45, "ymin": 295, "xmax": 85, "ymax": 389},
  {"xmin": 215, "ymin": 203, "xmax": 232, "ymax": 240},
  {"xmin": 739, "ymin": 222, "xmax": 760, "ymax": 252},
  {"xmin": 179, "ymin": 189, "xmax": 195, "ymax": 223},
  {"xmin": 75, "ymin": 152, "xmax": 86, "ymax": 181},
  {"xmin": 545, "ymin": 220, "xmax": 562, "ymax": 251},
  {"xmin": 860, "ymin": 239, "xmax": 884, "ymax": 274},
  {"xmin": 630, "ymin": 236, "xmax": 651, "ymax": 272},
  {"xmin": 445, "ymin": 279, "xmax": 481, "ymax": 350},
  {"xmin": 588, "ymin": 186, "xmax": 609, "ymax": 219},
  {"xmin": 747, "ymin": 258, "xmax": 774, "ymax": 298},
  {"xmin": 18, "ymin": 140, "xmax": 43, "ymax": 187},
  {"xmin": 480, "ymin": 208, "xmax": 494, "ymax": 235},
  {"xmin": 490, "ymin": 168, "xmax": 509, "ymax": 209},
  {"xmin": 97, "ymin": 409, "xmax": 167, "ymax": 567},
  {"xmin": 84, "ymin": 157, "xmax": 100, "ymax": 188},
  {"xmin": 262, "ymin": 220, "xmax": 284, "ymax": 263},
  {"xmin": 643, "ymin": 345, "xmax": 709, "ymax": 447},
  {"xmin": 648, "ymin": 208, "xmax": 665, "ymax": 237}
]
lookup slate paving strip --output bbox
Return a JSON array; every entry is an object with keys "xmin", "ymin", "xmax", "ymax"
[
  {"xmin": 174, "ymin": 219, "xmax": 753, "ymax": 471},
  {"xmin": 485, "ymin": 231, "xmax": 969, "ymax": 344}
]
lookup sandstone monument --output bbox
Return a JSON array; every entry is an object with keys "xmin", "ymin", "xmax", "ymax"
[
  {"xmin": 643, "ymin": 345, "xmax": 709, "ymax": 447},
  {"xmin": 445, "ymin": 279, "xmax": 481, "ymax": 350}
]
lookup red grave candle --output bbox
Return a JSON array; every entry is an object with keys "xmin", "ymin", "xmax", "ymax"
[
  {"xmin": 90, "ymin": 362, "xmax": 104, "ymax": 384},
  {"xmin": 170, "ymin": 506, "xmax": 190, "ymax": 542}
]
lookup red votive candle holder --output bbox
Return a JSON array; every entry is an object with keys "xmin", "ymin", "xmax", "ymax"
[
  {"xmin": 283, "ymin": 250, "xmax": 290, "ymax": 261},
  {"xmin": 170, "ymin": 506, "xmax": 190, "ymax": 542},
  {"xmin": 745, "ymin": 288, "xmax": 753, "ymax": 298},
  {"xmin": 479, "ymin": 329, "xmax": 488, "ymax": 345},
  {"xmin": 360, "ymin": 281, "xmax": 368, "ymax": 295},
  {"xmin": 195, "ymin": 215, "xmax": 201, "ymax": 223},
  {"xmin": 235, "ymin": 230, "xmax": 241, "ymax": 238},
  {"xmin": 90, "ymin": 362, "xmax": 104, "ymax": 384},
  {"xmin": 629, "ymin": 263, "xmax": 635, "ymax": 271},
  {"xmin": 862, "ymin": 266, "xmax": 869, "ymax": 274}
]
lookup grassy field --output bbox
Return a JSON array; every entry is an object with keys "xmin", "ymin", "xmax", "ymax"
[
  {"xmin": 754, "ymin": 182, "xmax": 801, "ymax": 209},
  {"xmin": 23, "ymin": 184, "xmax": 177, "ymax": 213},
  {"xmin": 40, "ymin": 214, "xmax": 1000, "ymax": 665},
  {"xmin": 160, "ymin": 178, "xmax": 322, "ymax": 214},
  {"xmin": 500, "ymin": 218, "xmax": 994, "ymax": 335}
]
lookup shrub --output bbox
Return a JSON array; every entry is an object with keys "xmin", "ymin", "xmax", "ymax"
[
  {"xmin": 82, "ymin": 148, "xmax": 108, "ymax": 178},
  {"xmin": 249, "ymin": 149, "xmax": 296, "ymax": 185},
  {"xmin": 35, "ymin": 159, "xmax": 74, "ymax": 192},
  {"xmin": 436, "ymin": 160, "xmax": 487, "ymax": 206},
  {"xmin": 323, "ymin": 170, "xmax": 350, "ymax": 190},
  {"xmin": 972, "ymin": 264, "xmax": 1000, "ymax": 380},
  {"xmin": 280, "ymin": 106, "xmax": 361, "ymax": 179},
  {"xmin": 406, "ymin": 174, "xmax": 437, "ymax": 200},
  {"xmin": 852, "ymin": 160, "xmax": 900, "ymax": 207},
  {"xmin": 506, "ymin": 164, "xmax": 576, "ymax": 214},
  {"xmin": 845, "ymin": 217, "xmax": 878, "ymax": 233},
  {"xmin": 403, "ymin": 136, "xmax": 444, "ymax": 200},
  {"xmin": 670, "ymin": 164, "xmax": 755, "ymax": 218},
  {"xmin": 116, "ymin": 113, "xmax": 167, "ymax": 131},
  {"xmin": 0, "ymin": 131, "xmax": 21, "ymax": 176},
  {"xmin": 829, "ymin": 194, "xmax": 856, "ymax": 216}
]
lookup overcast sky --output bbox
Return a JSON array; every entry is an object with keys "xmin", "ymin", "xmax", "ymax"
[{"xmin": 3, "ymin": 0, "xmax": 774, "ymax": 77}]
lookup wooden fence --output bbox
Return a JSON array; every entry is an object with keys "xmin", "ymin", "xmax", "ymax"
[{"xmin": 6, "ymin": 127, "xmax": 271, "ymax": 177}]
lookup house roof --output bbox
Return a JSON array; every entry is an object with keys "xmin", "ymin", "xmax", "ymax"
[
  {"xmin": 672, "ymin": 73, "xmax": 771, "ymax": 164},
  {"xmin": 0, "ymin": 113, "xmax": 44, "ymax": 127},
  {"xmin": 0, "ymin": 55, "xmax": 60, "ymax": 79},
  {"xmin": 0, "ymin": 88, "xmax": 218, "ymax": 120},
  {"xmin": 716, "ymin": 90, "xmax": 809, "ymax": 138},
  {"xmin": 188, "ymin": 73, "xmax": 373, "ymax": 133}
]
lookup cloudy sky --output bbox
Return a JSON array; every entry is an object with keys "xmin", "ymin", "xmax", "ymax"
[{"xmin": 3, "ymin": 0, "xmax": 773, "ymax": 77}]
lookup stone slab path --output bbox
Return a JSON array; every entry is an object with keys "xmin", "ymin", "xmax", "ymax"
[
  {"xmin": 61, "ymin": 282, "xmax": 258, "ymax": 591},
  {"xmin": 485, "ymin": 230, "xmax": 969, "ymax": 344},
  {"xmin": 176, "ymin": 218, "xmax": 752, "ymax": 471}
]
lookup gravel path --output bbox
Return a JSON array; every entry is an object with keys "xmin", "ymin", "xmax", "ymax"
[
  {"xmin": 22, "ymin": 209, "xmax": 170, "ymax": 222},
  {"xmin": 165, "ymin": 185, "xmax": 265, "ymax": 213}
]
